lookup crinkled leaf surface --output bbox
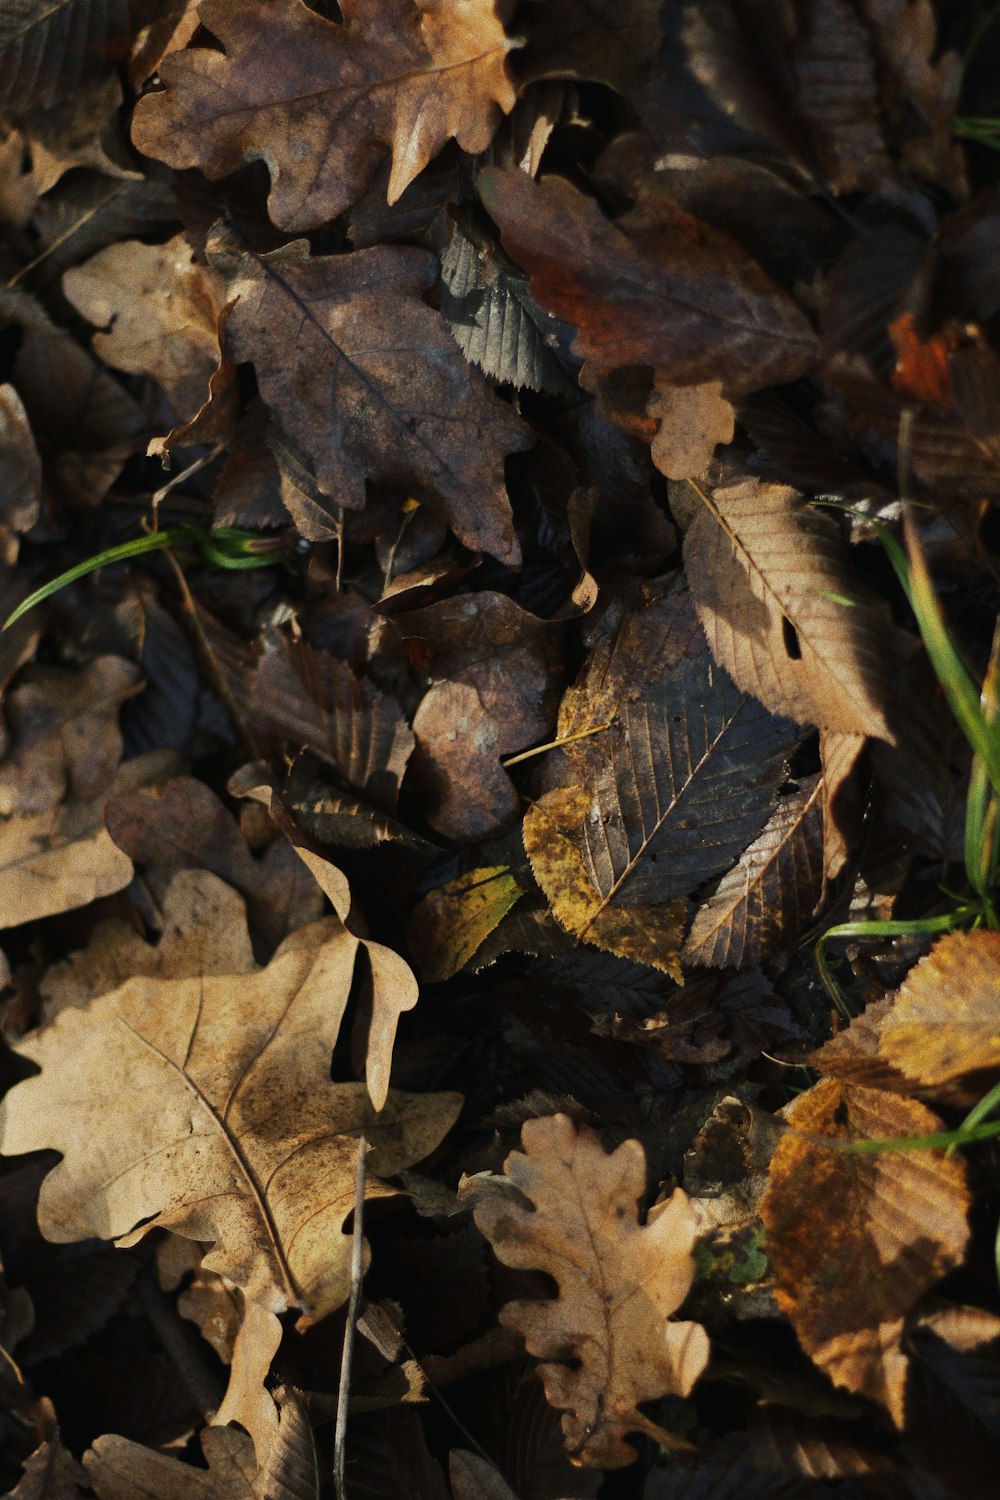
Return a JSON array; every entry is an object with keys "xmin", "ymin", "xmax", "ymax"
[
  {"xmin": 473, "ymin": 1114, "xmax": 710, "ymax": 1468},
  {"xmin": 208, "ymin": 227, "xmax": 530, "ymax": 562},
  {"xmin": 762, "ymin": 1079, "xmax": 970, "ymax": 1425},
  {"xmin": 131, "ymin": 0, "xmax": 518, "ymax": 230},
  {"xmin": 0, "ymin": 907, "xmax": 461, "ymax": 1322},
  {"xmin": 0, "ymin": 0, "xmax": 145, "ymax": 112}
]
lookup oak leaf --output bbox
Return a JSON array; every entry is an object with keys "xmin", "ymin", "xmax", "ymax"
[
  {"xmin": 131, "ymin": 0, "xmax": 518, "ymax": 231},
  {"xmin": 472, "ymin": 1114, "xmax": 710, "ymax": 1468},
  {"xmin": 675, "ymin": 477, "xmax": 894, "ymax": 739},
  {"xmin": 479, "ymin": 168, "xmax": 817, "ymax": 398},
  {"xmin": 761, "ymin": 1079, "xmax": 971, "ymax": 1424},
  {"xmin": 877, "ymin": 930, "xmax": 1000, "ymax": 1088},
  {"xmin": 208, "ymin": 227, "xmax": 530, "ymax": 562},
  {"xmin": 84, "ymin": 1388, "xmax": 317, "ymax": 1498},
  {"xmin": 0, "ymin": 907, "xmax": 461, "ymax": 1323}
]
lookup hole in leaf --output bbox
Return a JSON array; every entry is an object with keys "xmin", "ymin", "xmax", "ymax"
[{"xmin": 782, "ymin": 615, "xmax": 802, "ymax": 660}]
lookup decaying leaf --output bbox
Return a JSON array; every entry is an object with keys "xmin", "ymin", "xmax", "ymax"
[
  {"xmin": 472, "ymin": 1114, "xmax": 710, "ymax": 1467},
  {"xmin": 132, "ymin": 0, "xmax": 518, "ymax": 229},
  {"xmin": 408, "ymin": 866, "xmax": 524, "ymax": 982},
  {"xmin": 207, "ymin": 226, "xmax": 531, "ymax": 561},
  {"xmin": 762, "ymin": 1079, "xmax": 971, "ymax": 1424},
  {"xmin": 525, "ymin": 589, "xmax": 798, "ymax": 974},
  {"xmin": 479, "ymin": 168, "xmax": 818, "ymax": 398},
  {"xmin": 0, "ymin": 899, "xmax": 461, "ymax": 1322},
  {"xmin": 648, "ymin": 377, "xmax": 735, "ymax": 481},
  {"xmin": 878, "ymin": 930, "xmax": 1000, "ymax": 1087},
  {"xmin": 4, "ymin": 1438, "xmax": 88, "ymax": 1498},
  {"xmin": 0, "ymin": 0, "xmax": 147, "ymax": 113},
  {"xmin": 675, "ymin": 477, "xmax": 894, "ymax": 739}
]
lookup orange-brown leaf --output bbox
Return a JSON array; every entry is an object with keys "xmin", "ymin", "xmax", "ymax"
[{"xmin": 878, "ymin": 930, "xmax": 1000, "ymax": 1087}]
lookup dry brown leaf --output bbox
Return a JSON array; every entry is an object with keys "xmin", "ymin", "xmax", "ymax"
[
  {"xmin": 132, "ymin": 0, "xmax": 517, "ymax": 230},
  {"xmin": 676, "ymin": 477, "xmax": 894, "ymax": 739},
  {"xmin": 682, "ymin": 775, "xmax": 825, "ymax": 970},
  {"xmin": 479, "ymin": 168, "xmax": 817, "ymax": 398},
  {"xmin": 761, "ymin": 1079, "xmax": 971, "ymax": 1424},
  {"xmin": 878, "ymin": 930, "xmax": 1000, "ymax": 1087},
  {"xmin": 648, "ymin": 377, "xmax": 735, "ymax": 481},
  {"xmin": 819, "ymin": 729, "xmax": 866, "ymax": 883},
  {"xmin": 207, "ymin": 226, "xmax": 530, "ymax": 562},
  {"xmin": 63, "ymin": 235, "xmax": 225, "ymax": 421},
  {"xmin": 4, "ymin": 1440, "xmax": 88, "ymax": 1498},
  {"xmin": 0, "ymin": 385, "xmax": 42, "ymax": 552},
  {"xmin": 0, "ymin": 901, "xmax": 461, "ymax": 1322},
  {"xmin": 0, "ymin": 749, "xmax": 176, "ymax": 930},
  {"xmin": 518, "ymin": 0, "xmax": 662, "ymax": 96},
  {"xmin": 85, "ymin": 1387, "xmax": 317, "ymax": 1497},
  {"xmin": 524, "ymin": 589, "xmax": 797, "ymax": 975},
  {"xmin": 472, "ymin": 1114, "xmax": 710, "ymax": 1467},
  {"xmin": 0, "ymin": 656, "xmax": 143, "ymax": 818},
  {"xmin": 449, "ymin": 1450, "xmax": 519, "ymax": 1500}
]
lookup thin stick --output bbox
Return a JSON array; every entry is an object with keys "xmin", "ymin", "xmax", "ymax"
[
  {"xmin": 501, "ymin": 722, "xmax": 612, "ymax": 768},
  {"xmin": 334, "ymin": 1134, "xmax": 367, "ymax": 1500}
]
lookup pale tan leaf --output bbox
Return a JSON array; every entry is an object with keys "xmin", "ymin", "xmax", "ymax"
[
  {"xmin": 85, "ymin": 1424, "xmax": 258, "ymax": 1498},
  {"xmin": 648, "ymin": 377, "xmax": 735, "ymax": 480},
  {"xmin": 878, "ymin": 930, "xmax": 1000, "ymax": 1087},
  {"xmin": 4, "ymin": 1440, "xmax": 88, "ymax": 1498},
  {"xmin": 473, "ymin": 1114, "xmax": 710, "ymax": 1467},
  {"xmin": 762, "ymin": 1080, "xmax": 971, "ymax": 1424},
  {"xmin": 676, "ymin": 477, "xmax": 894, "ymax": 739},
  {"xmin": 0, "ymin": 749, "xmax": 176, "ymax": 930},
  {"xmin": 682, "ymin": 775, "xmax": 825, "ymax": 970},
  {"xmin": 0, "ymin": 905, "xmax": 461, "ymax": 1322}
]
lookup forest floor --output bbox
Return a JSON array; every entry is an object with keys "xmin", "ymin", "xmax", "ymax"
[{"xmin": 1, "ymin": 2, "xmax": 999, "ymax": 1497}]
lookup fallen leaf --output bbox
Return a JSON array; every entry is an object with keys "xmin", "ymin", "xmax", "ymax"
[
  {"xmin": 85, "ymin": 1387, "xmax": 317, "ymax": 1497},
  {"xmin": 877, "ymin": 930, "xmax": 1000, "ymax": 1087},
  {"xmin": 472, "ymin": 1114, "xmax": 710, "ymax": 1467},
  {"xmin": 675, "ymin": 477, "xmax": 894, "ymax": 740},
  {"xmin": 63, "ymin": 235, "xmax": 225, "ymax": 421},
  {"xmin": 761, "ymin": 1079, "xmax": 971, "ymax": 1424},
  {"xmin": 0, "ymin": 385, "xmax": 42, "ymax": 550},
  {"xmin": 0, "ymin": 0, "xmax": 146, "ymax": 112},
  {"xmin": 0, "ymin": 904, "xmax": 461, "ymax": 1321},
  {"xmin": 904, "ymin": 1303, "xmax": 1000, "ymax": 1500},
  {"xmin": 524, "ymin": 589, "xmax": 797, "ymax": 974},
  {"xmin": 479, "ymin": 168, "xmax": 818, "ymax": 398},
  {"xmin": 518, "ymin": 0, "xmax": 662, "ymax": 96},
  {"xmin": 0, "ymin": 656, "xmax": 143, "ymax": 817},
  {"xmin": 450, "ymin": 1450, "xmax": 519, "ymax": 1500},
  {"xmin": 408, "ymin": 866, "xmax": 524, "ymax": 982},
  {"xmin": 682, "ymin": 776, "xmax": 825, "ymax": 970},
  {"xmin": 251, "ymin": 643, "xmax": 414, "ymax": 814},
  {"xmin": 4, "ymin": 1439, "xmax": 88, "ymax": 1498},
  {"xmin": 647, "ymin": 377, "xmax": 735, "ymax": 481},
  {"xmin": 207, "ymin": 226, "xmax": 531, "ymax": 562},
  {"xmin": 0, "ymin": 749, "xmax": 176, "ymax": 930},
  {"xmin": 132, "ymin": 0, "xmax": 518, "ymax": 230}
]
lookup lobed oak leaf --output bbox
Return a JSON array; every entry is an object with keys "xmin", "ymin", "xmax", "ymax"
[
  {"xmin": 877, "ymin": 930, "xmax": 1000, "ymax": 1088},
  {"xmin": 131, "ymin": 0, "xmax": 518, "ymax": 231},
  {"xmin": 479, "ymin": 168, "xmax": 817, "ymax": 398},
  {"xmin": 63, "ymin": 235, "xmax": 226, "ymax": 422},
  {"xmin": 85, "ymin": 1387, "xmax": 317, "ymax": 1498},
  {"xmin": 647, "ymin": 377, "xmax": 735, "ymax": 481},
  {"xmin": 4, "ymin": 1439, "xmax": 88, "ymax": 1498},
  {"xmin": 675, "ymin": 477, "xmax": 894, "ymax": 740},
  {"xmin": 0, "ymin": 749, "xmax": 177, "ymax": 930},
  {"xmin": 208, "ymin": 228, "xmax": 530, "ymax": 563},
  {"xmin": 0, "ymin": 907, "xmax": 461, "ymax": 1323},
  {"xmin": 473, "ymin": 1114, "xmax": 709, "ymax": 1468},
  {"xmin": 761, "ymin": 1079, "xmax": 971, "ymax": 1424}
]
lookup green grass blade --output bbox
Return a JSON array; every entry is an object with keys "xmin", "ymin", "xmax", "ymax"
[{"xmin": 2, "ymin": 528, "xmax": 198, "ymax": 630}]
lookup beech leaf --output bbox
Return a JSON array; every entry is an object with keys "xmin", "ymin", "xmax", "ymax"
[
  {"xmin": 762, "ymin": 1079, "xmax": 971, "ymax": 1424},
  {"xmin": 472, "ymin": 1114, "xmax": 710, "ymax": 1468},
  {"xmin": 676, "ymin": 477, "xmax": 894, "ymax": 739},
  {"xmin": 0, "ymin": 906, "xmax": 461, "ymax": 1323},
  {"xmin": 878, "ymin": 930, "xmax": 1000, "ymax": 1087},
  {"xmin": 131, "ymin": 0, "xmax": 518, "ymax": 230}
]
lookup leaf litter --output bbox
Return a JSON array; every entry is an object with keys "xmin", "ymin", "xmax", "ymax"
[{"xmin": 0, "ymin": 1, "xmax": 999, "ymax": 1495}]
